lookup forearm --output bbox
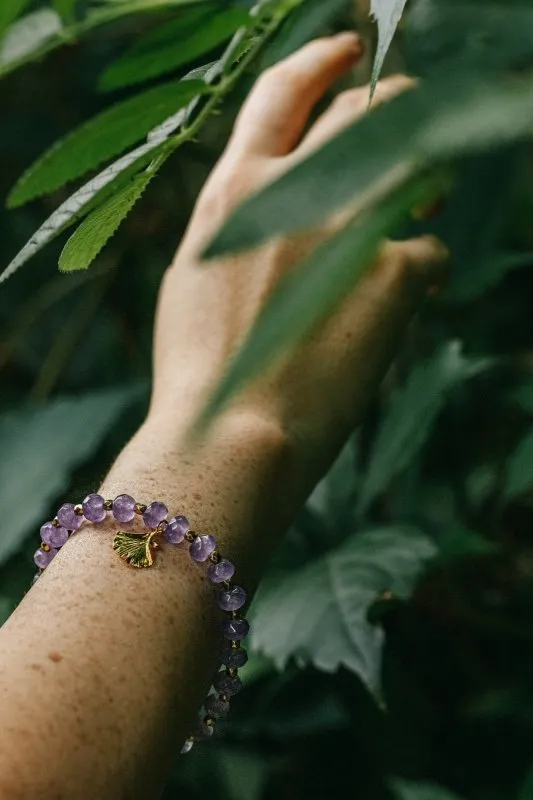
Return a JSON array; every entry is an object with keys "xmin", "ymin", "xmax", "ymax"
[{"xmin": 0, "ymin": 410, "xmax": 295, "ymax": 800}]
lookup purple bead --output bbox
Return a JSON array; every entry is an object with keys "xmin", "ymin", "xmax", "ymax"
[
  {"xmin": 189, "ymin": 534, "xmax": 216, "ymax": 562},
  {"xmin": 40, "ymin": 522, "xmax": 68, "ymax": 549},
  {"xmin": 164, "ymin": 515, "xmax": 189, "ymax": 544},
  {"xmin": 208, "ymin": 558, "xmax": 235, "ymax": 583},
  {"xmin": 57, "ymin": 503, "xmax": 83, "ymax": 530},
  {"xmin": 181, "ymin": 739, "xmax": 194, "ymax": 755},
  {"xmin": 221, "ymin": 644, "xmax": 248, "ymax": 669},
  {"xmin": 221, "ymin": 618, "xmax": 250, "ymax": 641},
  {"xmin": 213, "ymin": 670, "xmax": 242, "ymax": 697},
  {"xmin": 112, "ymin": 494, "xmax": 136, "ymax": 524},
  {"xmin": 217, "ymin": 585, "xmax": 247, "ymax": 612},
  {"xmin": 32, "ymin": 573, "xmax": 40, "ymax": 585},
  {"xmin": 33, "ymin": 547, "xmax": 57, "ymax": 569},
  {"xmin": 205, "ymin": 693, "xmax": 230, "ymax": 719},
  {"xmin": 82, "ymin": 493, "xmax": 106, "ymax": 523},
  {"xmin": 143, "ymin": 501, "xmax": 168, "ymax": 529}
]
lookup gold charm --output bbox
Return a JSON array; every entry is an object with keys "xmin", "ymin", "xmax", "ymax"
[{"xmin": 112, "ymin": 530, "xmax": 158, "ymax": 568}]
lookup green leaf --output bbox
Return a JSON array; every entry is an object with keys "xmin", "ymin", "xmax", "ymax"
[
  {"xmin": 59, "ymin": 170, "xmax": 155, "ymax": 271},
  {"xmin": 391, "ymin": 779, "xmax": 466, "ymax": 800},
  {"xmin": 505, "ymin": 428, "xmax": 533, "ymax": 500},
  {"xmin": 263, "ymin": 0, "xmax": 349, "ymax": 66},
  {"xmin": 250, "ymin": 526, "xmax": 436, "ymax": 695},
  {"xmin": 197, "ymin": 178, "xmax": 424, "ymax": 430},
  {"xmin": 369, "ymin": 0, "xmax": 408, "ymax": 100},
  {"xmin": 8, "ymin": 78, "xmax": 207, "ymax": 207},
  {"xmin": 518, "ymin": 764, "xmax": 533, "ymax": 800},
  {"xmin": 357, "ymin": 342, "xmax": 490, "ymax": 515},
  {"xmin": 0, "ymin": 388, "xmax": 137, "ymax": 567},
  {"xmin": 0, "ymin": 8, "xmax": 62, "ymax": 69},
  {"xmin": 444, "ymin": 252, "xmax": 533, "ymax": 303},
  {"xmin": 0, "ymin": 137, "xmax": 170, "ymax": 284},
  {"xmin": 99, "ymin": 5, "xmax": 249, "ymax": 91},
  {"xmin": 203, "ymin": 70, "xmax": 533, "ymax": 260},
  {"xmin": 0, "ymin": 0, "xmax": 33, "ymax": 38},
  {"xmin": 52, "ymin": 0, "xmax": 78, "ymax": 22}
]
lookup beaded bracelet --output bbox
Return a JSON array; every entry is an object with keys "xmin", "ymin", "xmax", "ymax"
[{"xmin": 31, "ymin": 493, "xmax": 249, "ymax": 755}]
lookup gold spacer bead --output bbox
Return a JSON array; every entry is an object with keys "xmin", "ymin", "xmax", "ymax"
[
  {"xmin": 230, "ymin": 641, "xmax": 240, "ymax": 650},
  {"xmin": 209, "ymin": 551, "xmax": 221, "ymax": 564},
  {"xmin": 52, "ymin": 518, "xmax": 61, "ymax": 528},
  {"xmin": 204, "ymin": 715, "xmax": 215, "ymax": 727},
  {"xmin": 157, "ymin": 520, "xmax": 168, "ymax": 533},
  {"xmin": 219, "ymin": 694, "xmax": 229, "ymax": 703},
  {"xmin": 230, "ymin": 610, "xmax": 239, "ymax": 620},
  {"xmin": 134, "ymin": 502, "xmax": 147, "ymax": 515},
  {"xmin": 74, "ymin": 504, "xmax": 84, "ymax": 516},
  {"xmin": 41, "ymin": 543, "xmax": 51, "ymax": 552},
  {"xmin": 185, "ymin": 531, "xmax": 195, "ymax": 543},
  {"xmin": 222, "ymin": 580, "xmax": 231, "ymax": 590},
  {"xmin": 227, "ymin": 667, "xmax": 238, "ymax": 678},
  {"xmin": 104, "ymin": 500, "xmax": 113, "ymax": 511}
]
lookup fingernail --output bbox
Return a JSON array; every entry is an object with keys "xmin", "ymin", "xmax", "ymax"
[{"xmin": 335, "ymin": 31, "xmax": 364, "ymax": 55}]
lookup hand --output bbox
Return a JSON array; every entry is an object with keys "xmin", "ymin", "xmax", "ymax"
[{"xmin": 152, "ymin": 33, "xmax": 447, "ymax": 474}]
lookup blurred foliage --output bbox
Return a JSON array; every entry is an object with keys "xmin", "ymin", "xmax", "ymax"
[{"xmin": 2, "ymin": 0, "xmax": 533, "ymax": 798}]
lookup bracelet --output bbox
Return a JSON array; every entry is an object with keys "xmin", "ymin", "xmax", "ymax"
[{"xmin": 31, "ymin": 493, "xmax": 250, "ymax": 755}]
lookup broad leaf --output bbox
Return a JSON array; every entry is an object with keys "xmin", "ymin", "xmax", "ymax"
[
  {"xmin": 357, "ymin": 342, "xmax": 489, "ymax": 515},
  {"xmin": 8, "ymin": 78, "xmax": 207, "ymax": 207},
  {"xmin": 263, "ymin": 0, "xmax": 349, "ymax": 66},
  {"xmin": 444, "ymin": 251, "xmax": 533, "ymax": 303},
  {"xmin": 203, "ymin": 70, "xmax": 533, "ymax": 259},
  {"xmin": 0, "ymin": 388, "xmax": 137, "ymax": 566},
  {"xmin": 0, "ymin": 8, "xmax": 62, "ymax": 69},
  {"xmin": 369, "ymin": 0, "xmax": 408, "ymax": 99},
  {"xmin": 0, "ymin": 0, "xmax": 33, "ymax": 38},
  {"xmin": 52, "ymin": 0, "xmax": 78, "ymax": 22},
  {"xmin": 99, "ymin": 5, "xmax": 249, "ymax": 90},
  {"xmin": 0, "ymin": 137, "xmax": 170, "ymax": 284},
  {"xmin": 504, "ymin": 428, "xmax": 533, "ymax": 499},
  {"xmin": 250, "ymin": 527, "xmax": 436, "ymax": 695},
  {"xmin": 391, "ymin": 779, "xmax": 466, "ymax": 800},
  {"xmin": 59, "ymin": 170, "xmax": 156, "ymax": 271},
  {"xmin": 197, "ymin": 179, "xmax": 424, "ymax": 429}
]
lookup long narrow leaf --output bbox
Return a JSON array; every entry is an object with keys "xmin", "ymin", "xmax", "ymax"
[{"xmin": 369, "ymin": 0, "xmax": 408, "ymax": 99}]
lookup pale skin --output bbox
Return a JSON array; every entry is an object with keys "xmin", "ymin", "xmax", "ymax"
[{"xmin": 0, "ymin": 34, "xmax": 447, "ymax": 800}]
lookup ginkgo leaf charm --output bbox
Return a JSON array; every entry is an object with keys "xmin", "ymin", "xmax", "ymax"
[{"xmin": 113, "ymin": 530, "xmax": 157, "ymax": 568}]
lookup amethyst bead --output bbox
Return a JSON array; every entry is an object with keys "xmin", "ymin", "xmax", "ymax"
[
  {"xmin": 213, "ymin": 670, "xmax": 242, "ymax": 697},
  {"xmin": 181, "ymin": 739, "xmax": 194, "ymax": 755},
  {"xmin": 221, "ymin": 645, "xmax": 248, "ymax": 669},
  {"xmin": 164, "ymin": 515, "xmax": 189, "ymax": 544},
  {"xmin": 57, "ymin": 503, "xmax": 83, "ymax": 531},
  {"xmin": 208, "ymin": 558, "xmax": 235, "ymax": 584},
  {"xmin": 190, "ymin": 534, "xmax": 216, "ymax": 562},
  {"xmin": 33, "ymin": 547, "xmax": 57, "ymax": 569},
  {"xmin": 82, "ymin": 493, "xmax": 107, "ymax": 523},
  {"xmin": 112, "ymin": 494, "xmax": 136, "ymax": 524},
  {"xmin": 217, "ymin": 585, "xmax": 247, "ymax": 612},
  {"xmin": 40, "ymin": 522, "xmax": 68, "ymax": 549},
  {"xmin": 221, "ymin": 618, "xmax": 250, "ymax": 641},
  {"xmin": 143, "ymin": 501, "xmax": 168, "ymax": 529},
  {"xmin": 205, "ymin": 693, "xmax": 230, "ymax": 719}
]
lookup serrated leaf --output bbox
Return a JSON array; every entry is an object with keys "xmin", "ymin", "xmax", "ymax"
[
  {"xmin": 203, "ymin": 70, "xmax": 533, "ymax": 260},
  {"xmin": 0, "ymin": 0, "xmax": 33, "ymax": 38},
  {"xmin": 113, "ymin": 530, "xmax": 156, "ymax": 568},
  {"xmin": 197, "ymin": 178, "xmax": 424, "ymax": 430},
  {"xmin": 0, "ymin": 8, "xmax": 62, "ymax": 68},
  {"xmin": 250, "ymin": 527, "xmax": 436, "ymax": 696},
  {"xmin": 357, "ymin": 342, "xmax": 490, "ymax": 515},
  {"xmin": 0, "ymin": 137, "xmax": 170, "ymax": 284},
  {"xmin": 100, "ymin": 5, "xmax": 249, "ymax": 91},
  {"xmin": 369, "ymin": 0, "xmax": 408, "ymax": 100},
  {"xmin": 58, "ymin": 169, "xmax": 155, "ymax": 271},
  {"xmin": 391, "ymin": 779, "xmax": 466, "ymax": 800},
  {"xmin": 9, "ymin": 78, "xmax": 207, "ymax": 207},
  {"xmin": 504, "ymin": 428, "xmax": 533, "ymax": 500},
  {"xmin": 0, "ymin": 388, "xmax": 138, "ymax": 566}
]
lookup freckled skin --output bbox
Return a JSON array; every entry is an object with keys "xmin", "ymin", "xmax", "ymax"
[{"xmin": 0, "ymin": 35, "xmax": 447, "ymax": 800}]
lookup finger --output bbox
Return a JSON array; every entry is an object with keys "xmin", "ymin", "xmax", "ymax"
[
  {"xmin": 296, "ymin": 74, "xmax": 414, "ymax": 158},
  {"xmin": 229, "ymin": 33, "xmax": 364, "ymax": 157}
]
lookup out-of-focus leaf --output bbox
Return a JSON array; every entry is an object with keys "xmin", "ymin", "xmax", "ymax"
[
  {"xmin": 369, "ymin": 0, "xmax": 408, "ymax": 99},
  {"xmin": 0, "ymin": 137, "xmax": 170, "ymax": 284},
  {"xmin": 437, "ymin": 524, "xmax": 498, "ymax": 562},
  {"xmin": 99, "ymin": 5, "xmax": 249, "ymax": 90},
  {"xmin": 508, "ymin": 378, "xmax": 533, "ymax": 414},
  {"xmin": 263, "ymin": 0, "xmax": 348, "ymax": 66},
  {"xmin": 0, "ymin": 597, "xmax": 12, "ymax": 625},
  {"xmin": 357, "ymin": 342, "xmax": 490, "ymax": 515},
  {"xmin": 52, "ymin": 0, "xmax": 78, "ymax": 22},
  {"xmin": 0, "ymin": 0, "xmax": 33, "ymax": 38},
  {"xmin": 391, "ymin": 778, "xmax": 466, "ymax": 800},
  {"xmin": 444, "ymin": 252, "xmax": 533, "ymax": 303},
  {"xmin": 251, "ymin": 527, "xmax": 436, "ymax": 696},
  {"xmin": 203, "ymin": 70, "xmax": 533, "ymax": 259},
  {"xmin": 307, "ymin": 437, "xmax": 359, "ymax": 541},
  {"xmin": 0, "ymin": 8, "xmax": 62, "ymax": 69},
  {"xmin": 197, "ymin": 179, "xmax": 424, "ymax": 429},
  {"xmin": 0, "ymin": 389, "xmax": 137, "ymax": 566},
  {"xmin": 8, "ymin": 78, "xmax": 208, "ymax": 207},
  {"xmin": 59, "ymin": 169, "xmax": 156, "ymax": 271},
  {"xmin": 519, "ymin": 764, "xmax": 533, "ymax": 800},
  {"xmin": 505, "ymin": 428, "xmax": 533, "ymax": 500}
]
